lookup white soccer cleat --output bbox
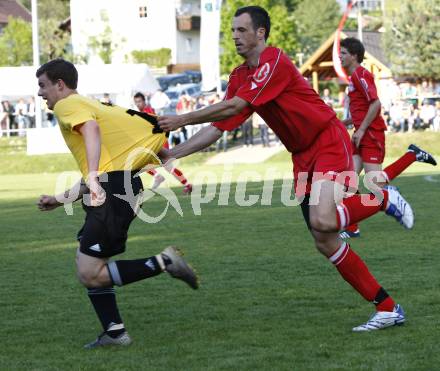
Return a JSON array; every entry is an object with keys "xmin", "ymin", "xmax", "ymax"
[
  {"xmin": 384, "ymin": 185, "xmax": 414, "ymax": 229},
  {"xmin": 152, "ymin": 174, "xmax": 165, "ymax": 190},
  {"xmin": 352, "ymin": 304, "xmax": 405, "ymax": 332},
  {"xmin": 84, "ymin": 331, "xmax": 132, "ymax": 349}
]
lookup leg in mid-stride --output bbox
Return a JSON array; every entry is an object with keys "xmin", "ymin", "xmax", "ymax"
[
  {"xmin": 302, "ymin": 178, "xmax": 407, "ymax": 332},
  {"xmin": 80, "ymin": 245, "xmax": 198, "ymax": 349},
  {"xmin": 76, "ymin": 172, "xmax": 198, "ymax": 349}
]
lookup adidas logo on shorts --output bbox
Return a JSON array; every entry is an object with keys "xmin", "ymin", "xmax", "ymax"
[{"xmin": 89, "ymin": 244, "xmax": 102, "ymax": 252}]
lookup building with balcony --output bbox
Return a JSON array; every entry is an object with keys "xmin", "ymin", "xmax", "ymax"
[{"xmin": 70, "ymin": 0, "xmax": 201, "ymax": 70}]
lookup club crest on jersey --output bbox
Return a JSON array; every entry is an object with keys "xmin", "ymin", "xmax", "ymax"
[{"xmin": 253, "ymin": 62, "xmax": 270, "ymax": 83}]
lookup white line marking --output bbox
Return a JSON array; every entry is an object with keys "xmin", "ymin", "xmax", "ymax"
[{"xmin": 424, "ymin": 175, "xmax": 440, "ymax": 183}]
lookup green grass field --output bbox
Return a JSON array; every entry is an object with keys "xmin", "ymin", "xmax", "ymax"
[{"xmin": 1, "ymin": 140, "xmax": 440, "ymax": 370}]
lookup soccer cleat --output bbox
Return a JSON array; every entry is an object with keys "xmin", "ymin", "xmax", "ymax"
[
  {"xmin": 339, "ymin": 224, "xmax": 360, "ymax": 239},
  {"xmin": 84, "ymin": 331, "xmax": 132, "ymax": 349},
  {"xmin": 339, "ymin": 229, "xmax": 360, "ymax": 239},
  {"xmin": 384, "ymin": 185, "xmax": 414, "ymax": 229},
  {"xmin": 408, "ymin": 144, "xmax": 437, "ymax": 166},
  {"xmin": 152, "ymin": 174, "xmax": 165, "ymax": 189},
  {"xmin": 183, "ymin": 183, "xmax": 193, "ymax": 194},
  {"xmin": 352, "ymin": 304, "xmax": 405, "ymax": 332},
  {"xmin": 162, "ymin": 246, "xmax": 199, "ymax": 289}
]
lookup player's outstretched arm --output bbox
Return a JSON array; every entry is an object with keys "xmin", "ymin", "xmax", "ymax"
[
  {"xmin": 163, "ymin": 125, "xmax": 222, "ymax": 162},
  {"xmin": 37, "ymin": 179, "xmax": 89, "ymax": 211},
  {"xmin": 158, "ymin": 96, "xmax": 249, "ymax": 132}
]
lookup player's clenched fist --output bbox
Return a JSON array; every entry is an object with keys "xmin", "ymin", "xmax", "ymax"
[{"xmin": 37, "ymin": 195, "xmax": 61, "ymax": 211}]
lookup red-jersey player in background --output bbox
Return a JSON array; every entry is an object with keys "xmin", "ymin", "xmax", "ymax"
[
  {"xmin": 157, "ymin": 6, "xmax": 427, "ymax": 331},
  {"xmin": 339, "ymin": 38, "xmax": 436, "ymax": 238},
  {"xmin": 133, "ymin": 92, "xmax": 192, "ymax": 194}
]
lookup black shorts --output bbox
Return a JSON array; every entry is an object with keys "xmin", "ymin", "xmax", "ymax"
[
  {"xmin": 77, "ymin": 171, "xmax": 143, "ymax": 258},
  {"xmin": 300, "ymin": 194, "xmax": 312, "ymax": 230}
]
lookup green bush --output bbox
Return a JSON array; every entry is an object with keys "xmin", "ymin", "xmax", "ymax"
[{"xmin": 131, "ymin": 48, "xmax": 171, "ymax": 67}]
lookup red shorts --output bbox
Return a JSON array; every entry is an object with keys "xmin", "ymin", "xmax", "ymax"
[
  {"xmin": 352, "ymin": 129, "xmax": 385, "ymax": 164},
  {"xmin": 292, "ymin": 119, "xmax": 355, "ymax": 196}
]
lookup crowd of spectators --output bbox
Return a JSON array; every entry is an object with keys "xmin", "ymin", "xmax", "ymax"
[
  {"xmin": 3, "ymin": 79, "xmax": 438, "ymax": 144},
  {"xmin": 323, "ymin": 80, "xmax": 440, "ymax": 134},
  {"xmin": 0, "ymin": 96, "xmax": 59, "ymax": 136}
]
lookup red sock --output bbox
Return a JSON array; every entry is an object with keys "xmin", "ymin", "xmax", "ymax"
[
  {"xmin": 330, "ymin": 242, "xmax": 395, "ymax": 311},
  {"xmin": 147, "ymin": 169, "xmax": 157, "ymax": 176},
  {"xmin": 336, "ymin": 191, "xmax": 389, "ymax": 230},
  {"xmin": 383, "ymin": 152, "xmax": 416, "ymax": 182},
  {"xmin": 345, "ymin": 223, "xmax": 359, "ymax": 233},
  {"xmin": 170, "ymin": 168, "xmax": 188, "ymax": 185}
]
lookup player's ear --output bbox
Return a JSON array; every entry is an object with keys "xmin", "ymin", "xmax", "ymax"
[
  {"xmin": 257, "ymin": 27, "xmax": 266, "ymax": 41},
  {"xmin": 56, "ymin": 79, "xmax": 66, "ymax": 91}
]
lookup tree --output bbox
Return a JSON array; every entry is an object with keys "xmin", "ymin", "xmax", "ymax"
[
  {"xmin": 383, "ymin": 0, "xmax": 440, "ymax": 79},
  {"xmin": 87, "ymin": 11, "xmax": 125, "ymax": 64},
  {"xmin": 220, "ymin": 0, "xmax": 299, "ymax": 75},
  {"xmin": 293, "ymin": 0, "xmax": 341, "ymax": 59},
  {"xmin": 0, "ymin": 16, "xmax": 33, "ymax": 66},
  {"xmin": 132, "ymin": 48, "xmax": 172, "ymax": 67},
  {"xmin": 38, "ymin": 0, "xmax": 71, "ymax": 63}
]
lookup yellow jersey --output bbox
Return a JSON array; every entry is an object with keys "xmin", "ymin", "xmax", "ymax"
[{"xmin": 53, "ymin": 94, "xmax": 166, "ymax": 178}]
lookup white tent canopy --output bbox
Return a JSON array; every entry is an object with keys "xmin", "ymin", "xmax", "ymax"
[{"xmin": 0, "ymin": 63, "xmax": 159, "ymax": 105}]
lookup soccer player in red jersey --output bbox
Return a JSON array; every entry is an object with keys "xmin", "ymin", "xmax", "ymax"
[
  {"xmin": 339, "ymin": 38, "xmax": 436, "ymax": 238},
  {"xmin": 133, "ymin": 92, "xmax": 193, "ymax": 194},
  {"xmin": 158, "ymin": 6, "xmax": 419, "ymax": 331}
]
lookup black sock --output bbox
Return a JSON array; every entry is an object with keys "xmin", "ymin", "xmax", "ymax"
[
  {"xmin": 87, "ymin": 287, "xmax": 125, "ymax": 338},
  {"xmin": 107, "ymin": 256, "xmax": 162, "ymax": 286},
  {"xmin": 373, "ymin": 287, "xmax": 390, "ymax": 305}
]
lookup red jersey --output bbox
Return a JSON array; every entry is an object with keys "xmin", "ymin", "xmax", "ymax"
[
  {"xmin": 213, "ymin": 47, "xmax": 338, "ymax": 154},
  {"xmin": 348, "ymin": 66, "xmax": 386, "ymax": 131},
  {"xmin": 143, "ymin": 105, "xmax": 155, "ymax": 115}
]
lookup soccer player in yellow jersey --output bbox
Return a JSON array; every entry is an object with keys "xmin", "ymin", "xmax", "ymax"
[{"xmin": 35, "ymin": 59, "xmax": 198, "ymax": 349}]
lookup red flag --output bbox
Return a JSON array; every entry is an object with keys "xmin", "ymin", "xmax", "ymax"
[{"xmin": 332, "ymin": 0, "xmax": 357, "ymax": 83}]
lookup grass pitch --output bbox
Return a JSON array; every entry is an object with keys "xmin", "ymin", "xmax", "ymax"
[{"xmin": 1, "ymin": 157, "xmax": 440, "ymax": 370}]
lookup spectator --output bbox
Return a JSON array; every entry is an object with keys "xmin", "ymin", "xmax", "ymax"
[
  {"xmin": 341, "ymin": 89, "xmax": 351, "ymax": 123},
  {"xmin": 389, "ymin": 102, "xmax": 405, "ymax": 132},
  {"xmin": 133, "ymin": 92, "xmax": 155, "ymax": 114},
  {"xmin": 433, "ymin": 102, "xmax": 440, "ymax": 132},
  {"xmin": 321, "ymin": 88, "xmax": 334, "ymax": 108},
  {"xmin": 27, "ymin": 97, "xmax": 36, "ymax": 128},
  {"xmin": 403, "ymin": 83, "xmax": 417, "ymax": 97},
  {"xmin": 419, "ymin": 102, "xmax": 436, "ymax": 130},
  {"xmin": 3, "ymin": 101, "xmax": 16, "ymax": 135},
  {"xmin": 242, "ymin": 117, "xmax": 253, "ymax": 147},
  {"xmin": 407, "ymin": 104, "xmax": 421, "ymax": 132},
  {"xmin": 195, "ymin": 95, "xmax": 207, "ymax": 110},
  {"xmin": 418, "ymin": 80, "xmax": 434, "ymax": 97},
  {"xmin": 253, "ymin": 113, "xmax": 270, "ymax": 147},
  {"xmin": 100, "ymin": 93, "xmax": 113, "ymax": 105},
  {"xmin": 215, "ymin": 129, "xmax": 228, "ymax": 152}
]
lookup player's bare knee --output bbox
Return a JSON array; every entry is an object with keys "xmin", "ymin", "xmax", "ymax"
[
  {"xmin": 309, "ymin": 214, "xmax": 336, "ymax": 232},
  {"xmin": 76, "ymin": 265, "xmax": 100, "ymax": 287}
]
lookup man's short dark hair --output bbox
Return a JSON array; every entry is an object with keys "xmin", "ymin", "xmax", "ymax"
[
  {"xmin": 340, "ymin": 37, "xmax": 365, "ymax": 63},
  {"xmin": 36, "ymin": 59, "xmax": 78, "ymax": 89},
  {"xmin": 134, "ymin": 92, "xmax": 146, "ymax": 101},
  {"xmin": 234, "ymin": 6, "xmax": 270, "ymax": 41}
]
